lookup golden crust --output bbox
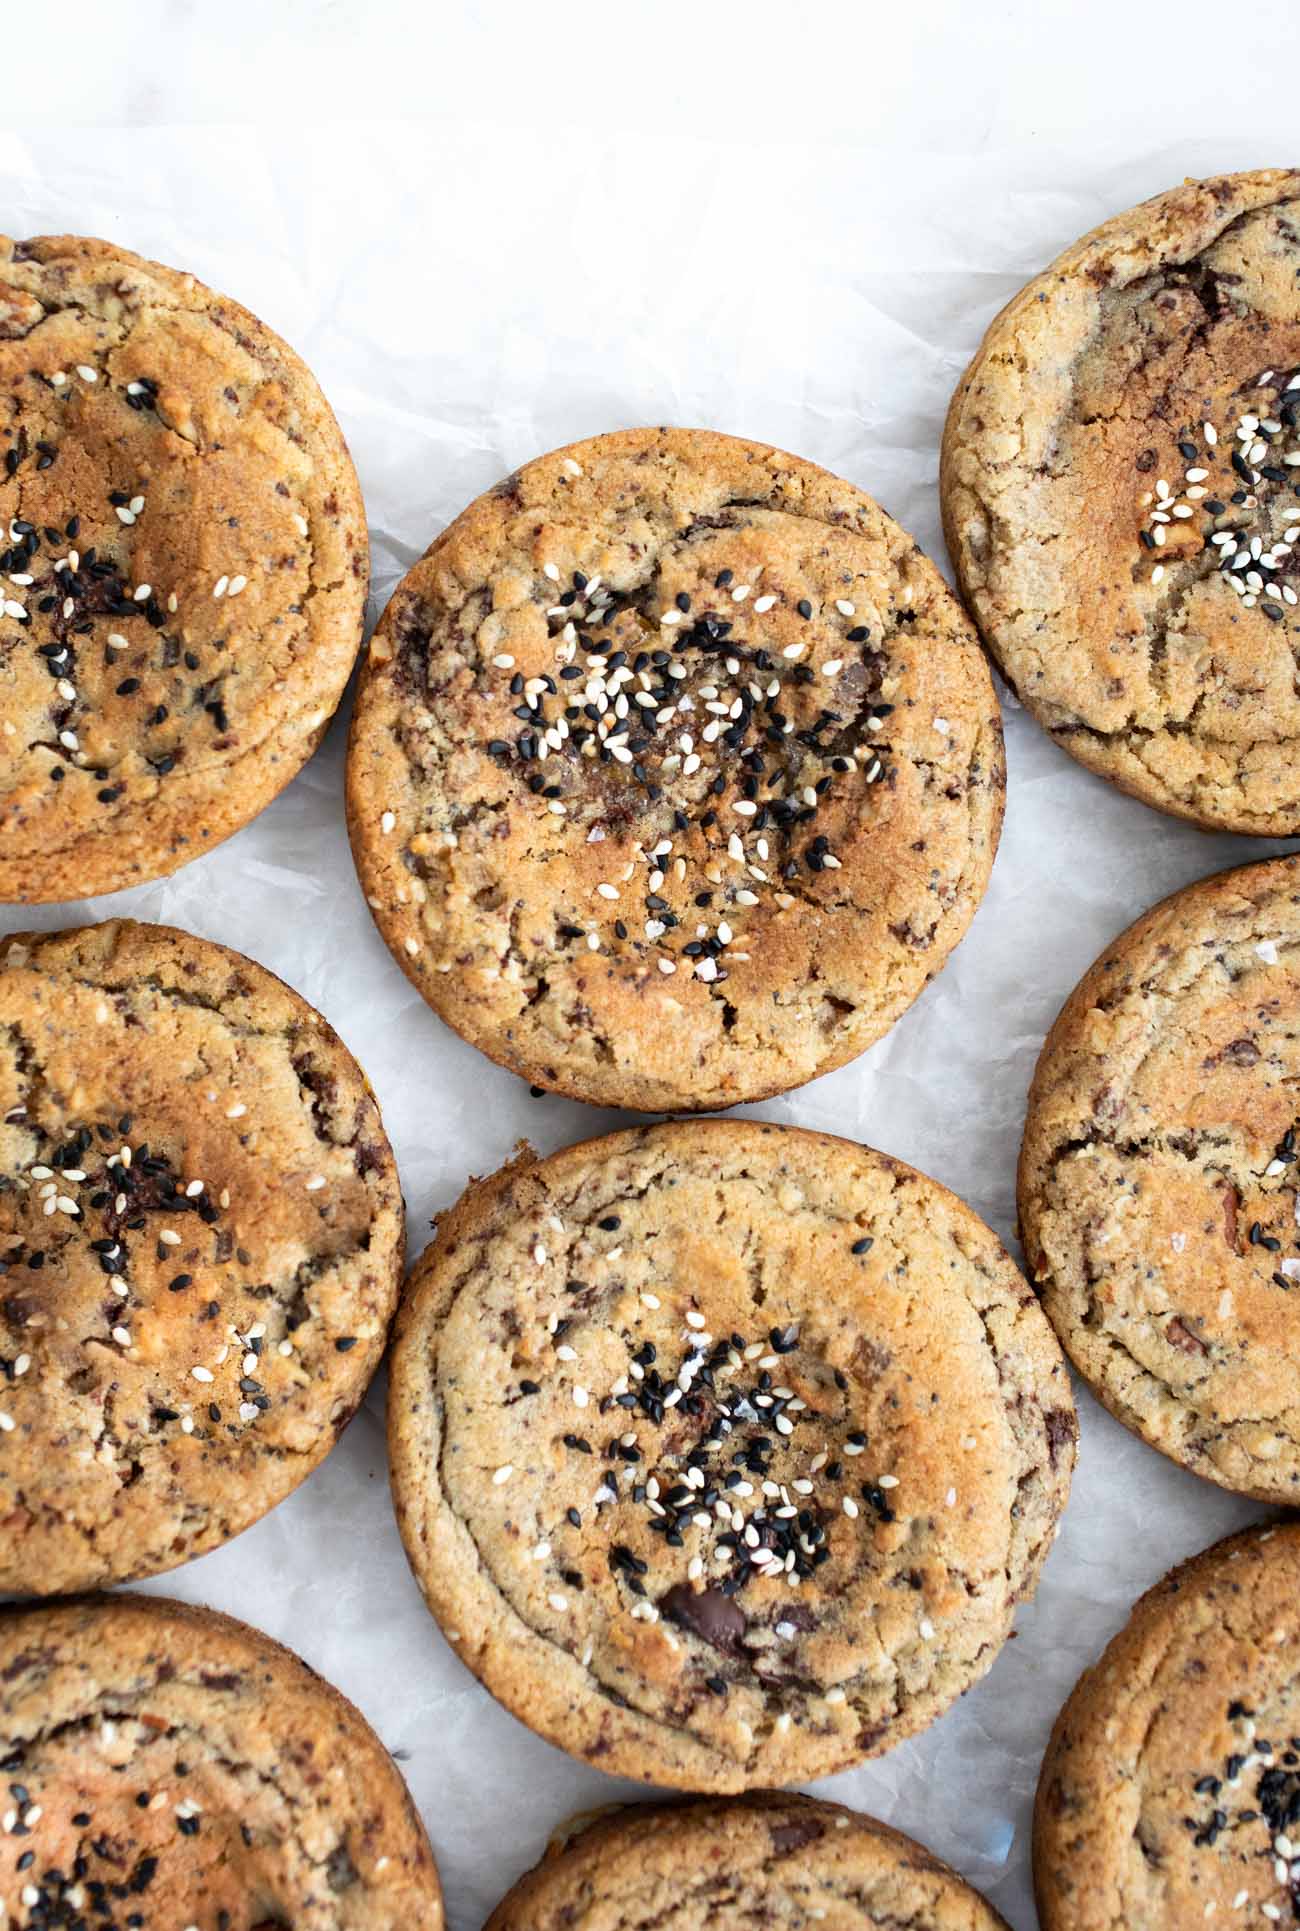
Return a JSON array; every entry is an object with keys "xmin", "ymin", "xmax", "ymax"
[
  {"xmin": 0, "ymin": 233, "xmax": 368, "ymax": 900},
  {"xmin": 487, "ymin": 1792, "xmax": 1008, "ymax": 1929},
  {"xmin": 1035, "ymin": 1524, "xmax": 1300, "ymax": 1931},
  {"xmin": 388, "ymin": 1118, "xmax": 1074, "ymax": 1790},
  {"xmin": 1020, "ymin": 854, "xmax": 1300, "ymax": 1499},
  {"xmin": 0, "ymin": 918, "xmax": 404, "ymax": 1592},
  {"xmin": 348, "ymin": 426, "xmax": 1003, "ymax": 1111},
  {"xmin": 0, "ymin": 1592, "xmax": 443, "ymax": 1929},
  {"xmin": 942, "ymin": 169, "xmax": 1300, "ymax": 833}
]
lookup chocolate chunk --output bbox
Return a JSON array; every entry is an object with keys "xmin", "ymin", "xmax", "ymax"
[
  {"xmin": 770, "ymin": 1816, "xmax": 826, "ymax": 1854},
  {"xmin": 659, "ymin": 1582, "xmax": 747, "ymax": 1655},
  {"xmin": 1045, "ymin": 1407, "xmax": 1077, "ymax": 1465},
  {"xmin": 1167, "ymin": 1316, "xmax": 1208, "ymax": 1356}
]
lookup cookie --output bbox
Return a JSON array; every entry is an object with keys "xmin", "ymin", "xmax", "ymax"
[
  {"xmin": 0, "ymin": 918, "xmax": 404, "ymax": 1593},
  {"xmin": 0, "ymin": 233, "xmax": 368, "ymax": 901},
  {"xmin": 486, "ymin": 1793, "xmax": 1008, "ymax": 1929},
  {"xmin": 942, "ymin": 169, "xmax": 1300, "ymax": 833},
  {"xmin": 0, "ymin": 1592, "xmax": 443, "ymax": 1929},
  {"xmin": 388, "ymin": 1118, "xmax": 1075, "ymax": 1790},
  {"xmin": 347, "ymin": 427, "xmax": 1003, "ymax": 1112},
  {"xmin": 1020, "ymin": 854, "xmax": 1300, "ymax": 1500},
  {"xmin": 1035, "ymin": 1522, "xmax": 1300, "ymax": 1930}
]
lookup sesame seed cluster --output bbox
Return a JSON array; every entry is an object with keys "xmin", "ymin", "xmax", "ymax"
[
  {"xmin": 389, "ymin": 1121, "xmax": 1075, "ymax": 1790},
  {"xmin": 943, "ymin": 167, "xmax": 1300, "ymax": 833},
  {"xmin": 0, "ymin": 919, "xmax": 404, "ymax": 1595},
  {"xmin": 0, "ymin": 234, "xmax": 368, "ymax": 901},
  {"xmin": 485, "ymin": 1793, "xmax": 1010, "ymax": 1931},
  {"xmin": 1037, "ymin": 1526, "xmax": 1300, "ymax": 1931},
  {"xmin": 348, "ymin": 427, "xmax": 1004, "ymax": 1111},
  {"xmin": 1020, "ymin": 855, "xmax": 1300, "ymax": 1502},
  {"xmin": 0, "ymin": 1596, "xmax": 442, "ymax": 1930}
]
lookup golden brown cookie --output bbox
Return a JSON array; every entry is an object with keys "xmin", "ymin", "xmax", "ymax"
[
  {"xmin": 0, "ymin": 233, "xmax": 368, "ymax": 901},
  {"xmin": 486, "ymin": 1793, "xmax": 1008, "ymax": 1929},
  {"xmin": 0, "ymin": 1593, "xmax": 443, "ymax": 1929},
  {"xmin": 1020, "ymin": 854, "xmax": 1300, "ymax": 1500},
  {"xmin": 942, "ymin": 169, "xmax": 1300, "ymax": 833},
  {"xmin": 1036, "ymin": 1523, "xmax": 1300, "ymax": 1931},
  {"xmin": 0, "ymin": 918, "xmax": 404, "ymax": 1593},
  {"xmin": 388, "ymin": 1118, "xmax": 1075, "ymax": 1790},
  {"xmin": 347, "ymin": 427, "xmax": 1003, "ymax": 1111}
]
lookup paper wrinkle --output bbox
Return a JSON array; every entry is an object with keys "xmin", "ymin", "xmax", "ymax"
[{"xmin": 0, "ymin": 123, "xmax": 1290, "ymax": 1930}]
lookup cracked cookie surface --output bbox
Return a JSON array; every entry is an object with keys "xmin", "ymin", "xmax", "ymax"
[
  {"xmin": 347, "ymin": 427, "xmax": 1003, "ymax": 1111},
  {"xmin": 1020, "ymin": 855, "xmax": 1300, "ymax": 1500},
  {"xmin": 942, "ymin": 169, "xmax": 1300, "ymax": 833},
  {"xmin": 0, "ymin": 234, "xmax": 368, "ymax": 901},
  {"xmin": 388, "ymin": 1119, "xmax": 1074, "ymax": 1790},
  {"xmin": 1036, "ymin": 1524, "xmax": 1300, "ymax": 1931},
  {"xmin": 0, "ymin": 919, "xmax": 403, "ymax": 1593},
  {"xmin": 0, "ymin": 1593, "xmax": 443, "ymax": 1929},
  {"xmin": 485, "ymin": 1792, "xmax": 1008, "ymax": 1929}
]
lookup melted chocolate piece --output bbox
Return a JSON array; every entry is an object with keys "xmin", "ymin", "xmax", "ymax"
[
  {"xmin": 769, "ymin": 1816, "xmax": 826, "ymax": 1855},
  {"xmin": 659, "ymin": 1582, "xmax": 747, "ymax": 1655}
]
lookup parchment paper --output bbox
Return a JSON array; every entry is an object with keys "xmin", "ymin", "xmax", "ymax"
[{"xmin": 0, "ymin": 122, "xmax": 1292, "ymax": 1929}]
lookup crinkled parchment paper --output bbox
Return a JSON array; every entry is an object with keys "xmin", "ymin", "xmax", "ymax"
[{"xmin": 0, "ymin": 122, "xmax": 1292, "ymax": 1928}]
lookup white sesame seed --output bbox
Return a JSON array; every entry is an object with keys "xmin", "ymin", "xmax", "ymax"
[
  {"xmin": 842, "ymin": 1496, "xmax": 859, "ymax": 1518},
  {"xmin": 492, "ymin": 1464, "xmax": 514, "ymax": 1485},
  {"xmin": 0, "ymin": 1411, "xmax": 13, "ymax": 1432},
  {"xmin": 190, "ymin": 1366, "xmax": 214, "ymax": 1383},
  {"xmin": 227, "ymin": 575, "xmax": 248, "ymax": 596},
  {"xmin": 380, "ymin": 810, "xmax": 396, "ymax": 834}
]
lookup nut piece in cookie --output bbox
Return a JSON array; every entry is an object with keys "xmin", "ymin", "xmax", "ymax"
[
  {"xmin": 388, "ymin": 1118, "xmax": 1074, "ymax": 1790},
  {"xmin": 348, "ymin": 426, "xmax": 1003, "ymax": 1111},
  {"xmin": 487, "ymin": 1792, "xmax": 1009, "ymax": 1928},
  {"xmin": 1021, "ymin": 853, "xmax": 1300, "ymax": 1500},
  {"xmin": 0, "ymin": 1594, "xmax": 443, "ymax": 1929},
  {"xmin": 0, "ymin": 233, "xmax": 368, "ymax": 901},
  {"xmin": 0, "ymin": 918, "xmax": 404, "ymax": 1592},
  {"xmin": 1036, "ymin": 1523, "xmax": 1300, "ymax": 1931},
  {"xmin": 943, "ymin": 168, "xmax": 1300, "ymax": 833}
]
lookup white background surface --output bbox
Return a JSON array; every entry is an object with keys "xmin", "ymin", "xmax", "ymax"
[{"xmin": 4, "ymin": 3, "xmax": 1299, "ymax": 1924}]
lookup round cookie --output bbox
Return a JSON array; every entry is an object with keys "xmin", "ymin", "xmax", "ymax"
[
  {"xmin": 0, "ymin": 918, "xmax": 404, "ymax": 1593},
  {"xmin": 942, "ymin": 169, "xmax": 1300, "ymax": 834},
  {"xmin": 347, "ymin": 427, "xmax": 1003, "ymax": 1112},
  {"xmin": 0, "ymin": 1593, "xmax": 443, "ymax": 1929},
  {"xmin": 1036, "ymin": 1523, "xmax": 1300, "ymax": 1931},
  {"xmin": 486, "ymin": 1793, "xmax": 1009, "ymax": 1929},
  {"xmin": 1020, "ymin": 854, "xmax": 1300, "ymax": 1501},
  {"xmin": 388, "ymin": 1118, "xmax": 1075, "ymax": 1790},
  {"xmin": 0, "ymin": 233, "xmax": 368, "ymax": 901}
]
